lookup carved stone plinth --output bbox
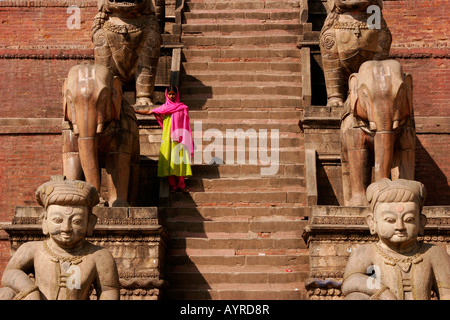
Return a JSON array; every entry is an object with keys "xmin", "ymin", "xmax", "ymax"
[
  {"xmin": 3, "ymin": 206, "xmax": 167, "ymax": 300},
  {"xmin": 302, "ymin": 206, "xmax": 450, "ymax": 300}
]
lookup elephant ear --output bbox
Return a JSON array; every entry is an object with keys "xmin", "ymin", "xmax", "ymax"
[
  {"xmin": 112, "ymin": 76, "xmax": 122, "ymax": 120},
  {"xmin": 404, "ymin": 73, "xmax": 413, "ymax": 116},
  {"xmin": 62, "ymin": 78, "xmax": 79, "ymax": 134},
  {"xmin": 348, "ymin": 73, "xmax": 361, "ymax": 116},
  {"xmin": 62, "ymin": 78, "xmax": 69, "ymax": 121}
]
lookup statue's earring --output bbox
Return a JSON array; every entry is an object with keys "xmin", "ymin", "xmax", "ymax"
[{"xmin": 366, "ymin": 214, "xmax": 376, "ymax": 235}]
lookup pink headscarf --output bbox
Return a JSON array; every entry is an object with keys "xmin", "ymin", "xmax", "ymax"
[{"xmin": 152, "ymin": 87, "xmax": 194, "ymax": 159}]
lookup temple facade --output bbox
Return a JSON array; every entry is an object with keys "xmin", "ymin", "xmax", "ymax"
[{"xmin": 0, "ymin": 0, "xmax": 448, "ymax": 300}]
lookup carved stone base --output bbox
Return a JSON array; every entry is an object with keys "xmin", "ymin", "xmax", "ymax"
[
  {"xmin": 302, "ymin": 206, "xmax": 450, "ymax": 300},
  {"xmin": 3, "ymin": 206, "xmax": 167, "ymax": 300}
]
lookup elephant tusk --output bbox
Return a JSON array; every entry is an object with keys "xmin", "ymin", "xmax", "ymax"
[
  {"xmin": 97, "ymin": 123, "xmax": 104, "ymax": 134},
  {"xmin": 392, "ymin": 120, "xmax": 399, "ymax": 130},
  {"xmin": 78, "ymin": 137, "xmax": 96, "ymax": 140}
]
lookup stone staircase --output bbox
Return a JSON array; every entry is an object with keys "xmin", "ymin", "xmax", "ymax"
[{"xmin": 161, "ymin": 0, "xmax": 309, "ymax": 300}]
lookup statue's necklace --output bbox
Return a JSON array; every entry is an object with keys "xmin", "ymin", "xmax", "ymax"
[
  {"xmin": 104, "ymin": 20, "xmax": 147, "ymax": 34},
  {"xmin": 43, "ymin": 240, "xmax": 87, "ymax": 265},
  {"xmin": 374, "ymin": 243, "xmax": 424, "ymax": 273},
  {"xmin": 43, "ymin": 240, "xmax": 89, "ymax": 300}
]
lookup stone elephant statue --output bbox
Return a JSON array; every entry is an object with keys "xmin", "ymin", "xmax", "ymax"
[
  {"xmin": 62, "ymin": 63, "xmax": 140, "ymax": 207},
  {"xmin": 341, "ymin": 60, "xmax": 416, "ymax": 206},
  {"xmin": 320, "ymin": 0, "xmax": 392, "ymax": 107},
  {"xmin": 92, "ymin": 0, "xmax": 165, "ymax": 108}
]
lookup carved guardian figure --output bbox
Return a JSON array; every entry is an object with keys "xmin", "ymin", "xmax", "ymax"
[
  {"xmin": 342, "ymin": 179, "xmax": 450, "ymax": 300},
  {"xmin": 92, "ymin": 0, "xmax": 165, "ymax": 108},
  {"xmin": 320, "ymin": 0, "xmax": 392, "ymax": 108}
]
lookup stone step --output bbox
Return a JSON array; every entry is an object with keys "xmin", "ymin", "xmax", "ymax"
[
  {"xmin": 186, "ymin": 0, "xmax": 302, "ymax": 11},
  {"xmin": 168, "ymin": 190, "xmax": 307, "ymax": 207},
  {"xmin": 166, "ymin": 270, "xmax": 307, "ymax": 286},
  {"xmin": 187, "ymin": 118, "xmax": 302, "ymax": 133},
  {"xmin": 191, "ymin": 140, "xmax": 302, "ymax": 151},
  {"xmin": 180, "ymin": 83, "xmax": 301, "ymax": 97},
  {"xmin": 182, "ymin": 176, "xmax": 305, "ymax": 192},
  {"xmin": 181, "ymin": 35, "xmax": 300, "ymax": 47},
  {"xmin": 169, "ymin": 235, "xmax": 307, "ymax": 251},
  {"xmin": 164, "ymin": 219, "xmax": 307, "ymax": 235},
  {"xmin": 188, "ymin": 110, "xmax": 303, "ymax": 120},
  {"xmin": 185, "ymin": 153, "xmax": 305, "ymax": 172},
  {"xmin": 182, "ymin": 96, "xmax": 302, "ymax": 110},
  {"xmin": 183, "ymin": 10, "xmax": 300, "ymax": 24},
  {"xmin": 188, "ymin": 164, "xmax": 305, "ymax": 178},
  {"xmin": 160, "ymin": 206, "xmax": 309, "ymax": 220},
  {"xmin": 167, "ymin": 253, "xmax": 309, "ymax": 268},
  {"xmin": 182, "ymin": 22, "xmax": 302, "ymax": 36},
  {"xmin": 169, "ymin": 247, "xmax": 307, "ymax": 256},
  {"xmin": 186, "ymin": 155, "xmax": 302, "ymax": 173},
  {"xmin": 169, "ymin": 264, "xmax": 308, "ymax": 275},
  {"xmin": 182, "ymin": 48, "xmax": 302, "ymax": 61},
  {"xmin": 181, "ymin": 72, "xmax": 302, "ymax": 85},
  {"xmin": 182, "ymin": 60, "xmax": 301, "ymax": 73},
  {"xmin": 164, "ymin": 286, "xmax": 305, "ymax": 300}
]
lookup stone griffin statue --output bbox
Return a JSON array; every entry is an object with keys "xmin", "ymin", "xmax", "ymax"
[
  {"xmin": 319, "ymin": 0, "xmax": 392, "ymax": 108},
  {"xmin": 92, "ymin": 0, "xmax": 165, "ymax": 109}
]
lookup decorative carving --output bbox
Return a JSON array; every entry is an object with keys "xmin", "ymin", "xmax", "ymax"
[
  {"xmin": 311, "ymin": 216, "xmax": 367, "ymax": 226},
  {"xmin": 306, "ymin": 278, "xmax": 343, "ymax": 299},
  {"xmin": 320, "ymin": 0, "xmax": 391, "ymax": 107},
  {"xmin": 92, "ymin": 0, "xmax": 164, "ymax": 108},
  {"xmin": 340, "ymin": 60, "xmax": 416, "ymax": 206},
  {"xmin": 62, "ymin": 63, "xmax": 140, "ymax": 207}
]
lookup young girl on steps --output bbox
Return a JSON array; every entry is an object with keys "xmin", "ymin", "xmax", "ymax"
[{"xmin": 134, "ymin": 85, "xmax": 193, "ymax": 192}]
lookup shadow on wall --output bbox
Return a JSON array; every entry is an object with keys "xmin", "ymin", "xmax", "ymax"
[
  {"xmin": 415, "ymin": 137, "xmax": 450, "ymax": 206},
  {"xmin": 317, "ymin": 160, "xmax": 343, "ymax": 206},
  {"xmin": 313, "ymin": 136, "xmax": 450, "ymax": 206},
  {"xmin": 136, "ymin": 157, "xmax": 160, "ymax": 207},
  {"xmin": 178, "ymin": 74, "xmax": 213, "ymax": 110},
  {"xmin": 308, "ymin": 0, "xmax": 328, "ymax": 31}
]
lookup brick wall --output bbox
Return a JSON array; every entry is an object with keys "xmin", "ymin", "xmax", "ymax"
[
  {"xmin": 0, "ymin": 0, "xmax": 448, "ymax": 285},
  {"xmin": 0, "ymin": 130, "xmax": 62, "ymax": 277},
  {"xmin": 383, "ymin": 0, "xmax": 450, "ymax": 204},
  {"xmin": 384, "ymin": 0, "xmax": 449, "ymax": 118}
]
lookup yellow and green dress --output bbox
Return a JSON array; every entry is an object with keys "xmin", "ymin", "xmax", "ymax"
[{"xmin": 157, "ymin": 114, "xmax": 192, "ymax": 178}]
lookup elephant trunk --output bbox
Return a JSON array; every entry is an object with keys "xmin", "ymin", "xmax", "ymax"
[
  {"xmin": 374, "ymin": 132, "xmax": 395, "ymax": 181},
  {"xmin": 78, "ymin": 136, "xmax": 101, "ymax": 192}
]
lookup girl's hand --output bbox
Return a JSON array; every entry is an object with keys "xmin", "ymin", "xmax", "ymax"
[{"xmin": 133, "ymin": 108, "xmax": 153, "ymax": 115}]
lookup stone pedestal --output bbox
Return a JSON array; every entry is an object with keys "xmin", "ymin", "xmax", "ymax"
[
  {"xmin": 302, "ymin": 206, "xmax": 450, "ymax": 300},
  {"xmin": 3, "ymin": 206, "xmax": 167, "ymax": 300}
]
